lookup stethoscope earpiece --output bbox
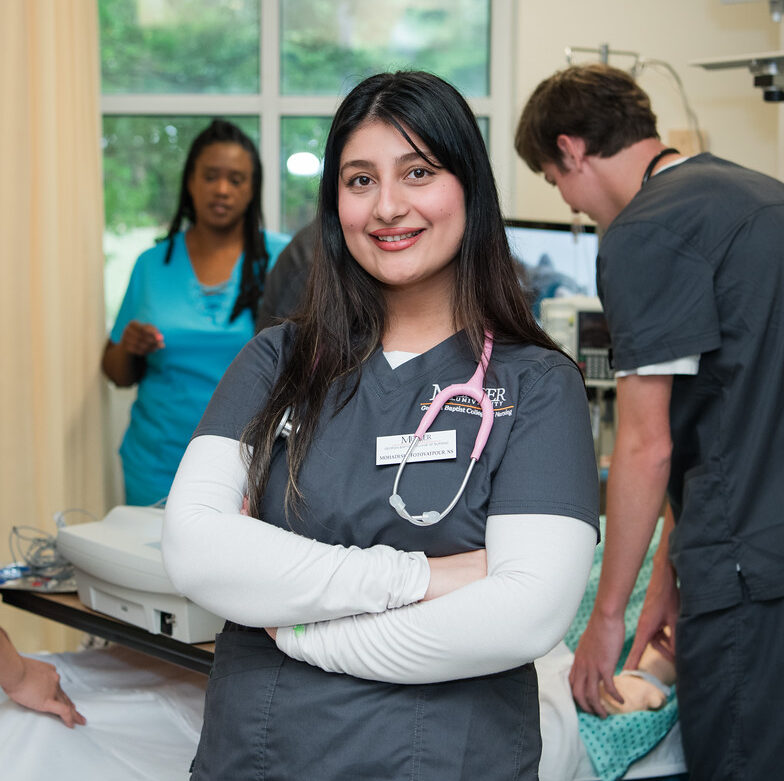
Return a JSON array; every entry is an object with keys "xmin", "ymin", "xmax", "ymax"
[{"xmin": 389, "ymin": 490, "xmax": 442, "ymax": 527}]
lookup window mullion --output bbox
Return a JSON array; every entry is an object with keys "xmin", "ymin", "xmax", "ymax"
[
  {"xmin": 261, "ymin": 0, "xmax": 280, "ymax": 231},
  {"xmin": 100, "ymin": 95, "xmax": 263, "ymax": 115}
]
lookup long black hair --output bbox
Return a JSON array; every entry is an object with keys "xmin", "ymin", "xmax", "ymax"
[
  {"xmin": 243, "ymin": 71, "xmax": 564, "ymax": 520},
  {"xmin": 162, "ymin": 118, "xmax": 269, "ymax": 322}
]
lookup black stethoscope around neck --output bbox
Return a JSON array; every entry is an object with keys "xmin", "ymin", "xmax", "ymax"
[{"xmin": 641, "ymin": 147, "xmax": 680, "ymax": 186}]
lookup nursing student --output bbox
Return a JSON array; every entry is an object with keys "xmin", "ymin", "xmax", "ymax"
[
  {"xmin": 102, "ymin": 120, "xmax": 289, "ymax": 506},
  {"xmin": 516, "ymin": 63, "xmax": 784, "ymax": 781},
  {"xmin": 163, "ymin": 72, "xmax": 599, "ymax": 780}
]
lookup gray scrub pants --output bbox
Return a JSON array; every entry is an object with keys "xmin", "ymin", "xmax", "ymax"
[{"xmin": 675, "ymin": 583, "xmax": 784, "ymax": 781}]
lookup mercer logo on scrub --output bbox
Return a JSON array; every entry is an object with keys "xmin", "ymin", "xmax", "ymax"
[{"xmin": 429, "ymin": 384, "xmax": 507, "ymax": 407}]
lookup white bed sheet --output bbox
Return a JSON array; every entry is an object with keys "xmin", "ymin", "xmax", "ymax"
[
  {"xmin": 0, "ymin": 642, "xmax": 685, "ymax": 780},
  {"xmin": 0, "ymin": 646, "xmax": 205, "ymax": 780},
  {"xmin": 537, "ymin": 642, "xmax": 687, "ymax": 781}
]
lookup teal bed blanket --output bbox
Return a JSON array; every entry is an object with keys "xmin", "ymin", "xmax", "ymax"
[{"xmin": 562, "ymin": 517, "xmax": 680, "ymax": 781}]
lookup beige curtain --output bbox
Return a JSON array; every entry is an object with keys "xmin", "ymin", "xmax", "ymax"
[{"xmin": 0, "ymin": 0, "xmax": 106, "ymax": 652}]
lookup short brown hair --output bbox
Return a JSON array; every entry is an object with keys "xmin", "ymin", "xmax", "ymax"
[{"xmin": 515, "ymin": 64, "xmax": 659, "ymax": 172}]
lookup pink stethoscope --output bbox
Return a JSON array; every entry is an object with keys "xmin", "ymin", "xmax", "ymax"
[
  {"xmin": 275, "ymin": 333, "xmax": 496, "ymax": 527},
  {"xmin": 389, "ymin": 332, "xmax": 495, "ymax": 526}
]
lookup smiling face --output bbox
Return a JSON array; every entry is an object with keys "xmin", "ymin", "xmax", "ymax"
[
  {"xmin": 188, "ymin": 142, "xmax": 254, "ymax": 232},
  {"xmin": 337, "ymin": 120, "xmax": 466, "ymax": 294}
]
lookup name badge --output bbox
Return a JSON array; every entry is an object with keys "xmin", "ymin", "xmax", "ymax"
[{"xmin": 376, "ymin": 430, "xmax": 457, "ymax": 466}]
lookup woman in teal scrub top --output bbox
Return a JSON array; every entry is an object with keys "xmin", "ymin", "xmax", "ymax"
[{"xmin": 102, "ymin": 119, "xmax": 289, "ymax": 506}]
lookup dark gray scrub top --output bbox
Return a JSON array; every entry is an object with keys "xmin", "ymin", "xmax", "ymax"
[
  {"xmin": 192, "ymin": 324, "xmax": 599, "ymax": 781},
  {"xmin": 597, "ymin": 153, "xmax": 784, "ymax": 615},
  {"xmin": 255, "ymin": 220, "xmax": 316, "ymax": 332}
]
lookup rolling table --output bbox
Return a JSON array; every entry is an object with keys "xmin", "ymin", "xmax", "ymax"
[{"xmin": 0, "ymin": 587, "xmax": 214, "ymax": 675}]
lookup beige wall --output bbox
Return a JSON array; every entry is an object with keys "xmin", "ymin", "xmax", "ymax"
[{"xmin": 513, "ymin": 0, "xmax": 782, "ymax": 221}]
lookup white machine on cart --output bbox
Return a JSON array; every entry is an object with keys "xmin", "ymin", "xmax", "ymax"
[
  {"xmin": 56, "ymin": 505, "xmax": 224, "ymax": 643},
  {"xmin": 540, "ymin": 294, "xmax": 614, "ymax": 386}
]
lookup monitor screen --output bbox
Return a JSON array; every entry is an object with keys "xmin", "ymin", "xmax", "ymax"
[{"xmin": 504, "ymin": 219, "xmax": 599, "ymax": 306}]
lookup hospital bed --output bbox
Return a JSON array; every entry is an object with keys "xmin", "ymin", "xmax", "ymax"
[
  {"xmin": 0, "ymin": 643, "xmax": 685, "ymax": 781},
  {"xmin": 1, "ymin": 513, "xmax": 684, "ymax": 780},
  {"xmin": 0, "ymin": 645, "xmax": 205, "ymax": 780},
  {"xmin": 537, "ymin": 642, "xmax": 686, "ymax": 781},
  {"xmin": 538, "ymin": 516, "xmax": 687, "ymax": 781}
]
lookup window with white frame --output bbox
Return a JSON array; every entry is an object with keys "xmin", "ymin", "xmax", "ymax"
[{"xmin": 100, "ymin": 0, "xmax": 515, "ymax": 325}]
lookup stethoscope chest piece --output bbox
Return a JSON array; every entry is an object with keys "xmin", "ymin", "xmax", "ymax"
[{"xmin": 274, "ymin": 406, "xmax": 296, "ymax": 439}]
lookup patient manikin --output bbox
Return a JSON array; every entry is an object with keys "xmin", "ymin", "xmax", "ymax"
[{"xmin": 599, "ymin": 639, "xmax": 676, "ymax": 714}]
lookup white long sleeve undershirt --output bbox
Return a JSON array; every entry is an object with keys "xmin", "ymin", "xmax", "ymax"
[
  {"xmin": 278, "ymin": 514, "xmax": 595, "ymax": 683},
  {"xmin": 163, "ymin": 435, "xmax": 596, "ymax": 683},
  {"xmin": 163, "ymin": 436, "xmax": 430, "ymax": 627}
]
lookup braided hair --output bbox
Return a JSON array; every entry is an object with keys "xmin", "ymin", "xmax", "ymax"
[{"xmin": 162, "ymin": 119, "xmax": 269, "ymax": 321}]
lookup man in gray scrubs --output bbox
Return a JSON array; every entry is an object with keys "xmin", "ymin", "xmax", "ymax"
[
  {"xmin": 515, "ymin": 63, "xmax": 784, "ymax": 781},
  {"xmin": 256, "ymin": 220, "xmax": 316, "ymax": 331}
]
